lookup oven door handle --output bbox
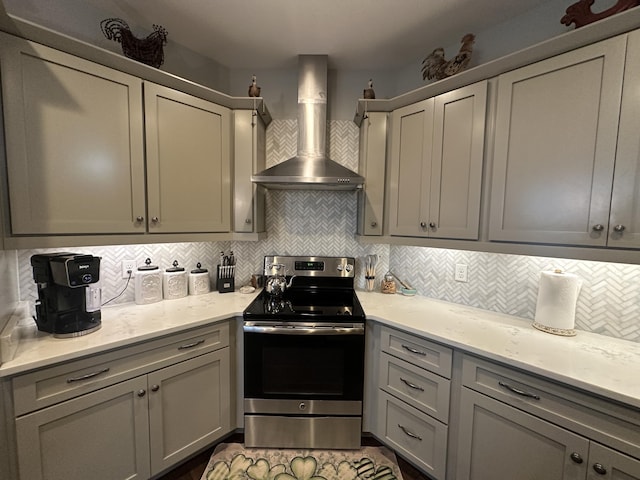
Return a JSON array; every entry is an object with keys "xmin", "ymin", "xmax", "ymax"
[{"xmin": 243, "ymin": 325, "xmax": 364, "ymax": 335}]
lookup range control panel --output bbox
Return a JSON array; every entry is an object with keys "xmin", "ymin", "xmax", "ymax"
[{"xmin": 264, "ymin": 256, "xmax": 355, "ymax": 278}]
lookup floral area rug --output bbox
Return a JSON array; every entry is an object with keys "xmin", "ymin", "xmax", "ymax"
[{"xmin": 201, "ymin": 443, "xmax": 403, "ymax": 480}]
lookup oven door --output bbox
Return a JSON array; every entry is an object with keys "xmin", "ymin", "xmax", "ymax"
[{"xmin": 243, "ymin": 324, "xmax": 365, "ymax": 403}]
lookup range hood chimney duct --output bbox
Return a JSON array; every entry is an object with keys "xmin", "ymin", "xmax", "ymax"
[{"xmin": 252, "ymin": 55, "xmax": 364, "ymax": 190}]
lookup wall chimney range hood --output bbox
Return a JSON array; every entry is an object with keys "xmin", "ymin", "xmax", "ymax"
[{"xmin": 252, "ymin": 55, "xmax": 364, "ymax": 190}]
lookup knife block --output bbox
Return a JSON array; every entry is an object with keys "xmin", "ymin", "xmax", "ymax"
[{"xmin": 216, "ymin": 265, "xmax": 235, "ymax": 293}]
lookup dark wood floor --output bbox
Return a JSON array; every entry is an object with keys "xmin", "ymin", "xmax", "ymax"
[{"xmin": 158, "ymin": 435, "xmax": 429, "ymax": 480}]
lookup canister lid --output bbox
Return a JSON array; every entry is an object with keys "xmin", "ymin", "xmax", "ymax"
[
  {"xmin": 138, "ymin": 258, "xmax": 159, "ymax": 271},
  {"xmin": 166, "ymin": 260, "xmax": 185, "ymax": 272},
  {"xmin": 191, "ymin": 262, "xmax": 208, "ymax": 274}
]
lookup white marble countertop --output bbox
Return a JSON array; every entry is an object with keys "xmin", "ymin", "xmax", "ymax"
[{"xmin": 1, "ymin": 290, "xmax": 639, "ymax": 410}]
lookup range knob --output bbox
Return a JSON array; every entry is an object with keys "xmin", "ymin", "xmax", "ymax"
[{"xmin": 345, "ymin": 264, "xmax": 353, "ymax": 272}]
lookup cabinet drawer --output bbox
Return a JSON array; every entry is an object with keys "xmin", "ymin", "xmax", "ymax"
[
  {"xmin": 380, "ymin": 326, "xmax": 452, "ymax": 378},
  {"xmin": 377, "ymin": 390, "xmax": 447, "ymax": 479},
  {"xmin": 379, "ymin": 352, "xmax": 450, "ymax": 423},
  {"xmin": 13, "ymin": 322, "xmax": 229, "ymax": 416},
  {"xmin": 461, "ymin": 354, "xmax": 640, "ymax": 460}
]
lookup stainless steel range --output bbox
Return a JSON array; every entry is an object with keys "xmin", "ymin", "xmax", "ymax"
[{"xmin": 243, "ymin": 255, "xmax": 365, "ymax": 449}]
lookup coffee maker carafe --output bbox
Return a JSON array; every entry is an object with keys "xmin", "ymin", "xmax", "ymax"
[{"xmin": 31, "ymin": 253, "xmax": 102, "ymax": 337}]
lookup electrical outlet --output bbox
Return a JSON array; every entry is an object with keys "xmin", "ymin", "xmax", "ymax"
[
  {"xmin": 122, "ymin": 260, "xmax": 136, "ymax": 279},
  {"xmin": 455, "ymin": 264, "xmax": 468, "ymax": 283}
]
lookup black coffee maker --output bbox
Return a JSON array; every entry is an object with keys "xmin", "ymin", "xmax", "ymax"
[{"xmin": 31, "ymin": 253, "xmax": 102, "ymax": 337}]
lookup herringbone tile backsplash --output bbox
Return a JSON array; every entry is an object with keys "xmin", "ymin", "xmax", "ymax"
[{"xmin": 15, "ymin": 120, "xmax": 640, "ymax": 343}]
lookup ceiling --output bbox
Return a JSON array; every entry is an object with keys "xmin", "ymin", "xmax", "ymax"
[{"xmin": 5, "ymin": 0, "xmax": 558, "ymax": 70}]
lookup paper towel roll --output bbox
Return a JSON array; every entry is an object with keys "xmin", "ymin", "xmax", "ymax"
[{"xmin": 533, "ymin": 270, "xmax": 582, "ymax": 336}]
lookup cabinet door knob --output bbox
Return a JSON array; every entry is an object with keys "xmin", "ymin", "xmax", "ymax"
[
  {"xmin": 420, "ymin": 222, "xmax": 427, "ymax": 228},
  {"xmin": 429, "ymin": 222, "xmax": 436, "ymax": 229},
  {"xmin": 151, "ymin": 216, "xmax": 159, "ymax": 223},
  {"xmin": 592, "ymin": 224, "xmax": 604, "ymax": 232},
  {"xmin": 370, "ymin": 221, "xmax": 377, "ymax": 227},
  {"xmin": 137, "ymin": 389, "xmax": 146, "ymax": 397},
  {"xmin": 569, "ymin": 452, "xmax": 583, "ymax": 464},
  {"xmin": 592, "ymin": 463, "xmax": 607, "ymax": 475},
  {"xmin": 151, "ymin": 384, "xmax": 160, "ymax": 392},
  {"xmin": 613, "ymin": 224, "xmax": 626, "ymax": 233},
  {"xmin": 136, "ymin": 216, "xmax": 144, "ymax": 222},
  {"xmin": 245, "ymin": 218, "xmax": 252, "ymax": 224}
]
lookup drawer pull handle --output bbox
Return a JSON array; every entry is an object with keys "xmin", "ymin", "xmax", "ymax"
[
  {"xmin": 592, "ymin": 463, "xmax": 607, "ymax": 475},
  {"xmin": 398, "ymin": 424, "xmax": 422, "ymax": 441},
  {"xmin": 401, "ymin": 344, "xmax": 427, "ymax": 356},
  {"xmin": 400, "ymin": 378, "xmax": 425, "ymax": 391},
  {"xmin": 178, "ymin": 339, "xmax": 205, "ymax": 350},
  {"xmin": 498, "ymin": 381, "xmax": 541, "ymax": 400},
  {"xmin": 66, "ymin": 368, "xmax": 110, "ymax": 383}
]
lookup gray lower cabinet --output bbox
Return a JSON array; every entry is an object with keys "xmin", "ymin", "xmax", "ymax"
[
  {"xmin": 456, "ymin": 388, "xmax": 589, "ymax": 479},
  {"xmin": 16, "ymin": 375, "xmax": 152, "ymax": 480},
  {"xmin": 456, "ymin": 354, "xmax": 640, "ymax": 480},
  {"xmin": 372, "ymin": 324, "xmax": 452, "ymax": 479},
  {"xmin": 10, "ymin": 323, "xmax": 231, "ymax": 480}
]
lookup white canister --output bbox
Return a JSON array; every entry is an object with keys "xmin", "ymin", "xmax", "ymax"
[
  {"xmin": 163, "ymin": 260, "xmax": 188, "ymax": 300},
  {"xmin": 135, "ymin": 258, "xmax": 162, "ymax": 305},
  {"xmin": 188, "ymin": 262, "xmax": 210, "ymax": 295}
]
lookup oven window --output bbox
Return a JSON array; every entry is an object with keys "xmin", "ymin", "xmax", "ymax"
[
  {"xmin": 263, "ymin": 345, "xmax": 344, "ymax": 395},
  {"xmin": 244, "ymin": 332, "xmax": 364, "ymax": 401}
]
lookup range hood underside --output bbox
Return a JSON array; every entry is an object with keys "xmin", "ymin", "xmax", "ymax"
[{"xmin": 251, "ymin": 156, "xmax": 364, "ymax": 190}]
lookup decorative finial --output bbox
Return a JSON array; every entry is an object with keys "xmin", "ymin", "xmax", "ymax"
[
  {"xmin": 248, "ymin": 74, "xmax": 261, "ymax": 97},
  {"xmin": 363, "ymin": 78, "xmax": 376, "ymax": 99}
]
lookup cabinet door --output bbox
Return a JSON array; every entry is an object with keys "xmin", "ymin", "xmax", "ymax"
[
  {"xmin": 148, "ymin": 349, "xmax": 230, "ymax": 475},
  {"xmin": 489, "ymin": 35, "xmax": 626, "ymax": 246},
  {"xmin": 609, "ymin": 29, "xmax": 640, "ymax": 249},
  {"xmin": 430, "ymin": 81, "xmax": 486, "ymax": 239},
  {"xmin": 456, "ymin": 388, "xmax": 589, "ymax": 480},
  {"xmin": 0, "ymin": 35, "xmax": 146, "ymax": 234},
  {"xmin": 358, "ymin": 111, "xmax": 387, "ymax": 235},
  {"xmin": 587, "ymin": 443, "xmax": 640, "ymax": 480},
  {"xmin": 15, "ymin": 376, "xmax": 150, "ymax": 480},
  {"xmin": 388, "ymin": 99, "xmax": 434, "ymax": 236},
  {"xmin": 234, "ymin": 109, "xmax": 266, "ymax": 233},
  {"xmin": 144, "ymin": 83, "xmax": 231, "ymax": 233}
]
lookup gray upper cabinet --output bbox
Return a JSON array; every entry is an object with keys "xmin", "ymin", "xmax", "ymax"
[
  {"xmin": 388, "ymin": 81, "xmax": 487, "ymax": 240},
  {"xmin": 144, "ymin": 83, "xmax": 230, "ymax": 234},
  {"xmin": 233, "ymin": 109, "xmax": 266, "ymax": 234},
  {"xmin": 489, "ymin": 35, "xmax": 627, "ymax": 246},
  {"xmin": 358, "ymin": 111, "xmax": 387, "ymax": 236},
  {"xmin": 0, "ymin": 34, "xmax": 146, "ymax": 235},
  {"xmin": 609, "ymin": 29, "xmax": 640, "ymax": 249},
  {"xmin": 0, "ymin": 34, "xmax": 232, "ymax": 238}
]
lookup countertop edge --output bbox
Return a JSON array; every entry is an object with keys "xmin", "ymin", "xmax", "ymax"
[
  {"xmin": 2, "ymin": 291, "xmax": 638, "ymax": 411},
  {"xmin": 365, "ymin": 313, "xmax": 640, "ymax": 410}
]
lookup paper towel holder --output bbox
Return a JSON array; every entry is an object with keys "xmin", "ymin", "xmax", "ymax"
[{"xmin": 532, "ymin": 268, "xmax": 581, "ymax": 337}]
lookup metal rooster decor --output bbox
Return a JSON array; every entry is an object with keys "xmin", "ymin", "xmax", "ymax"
[
  {"xmin": 561, "ymin": 0, "xmax": 640, "ymax": 28},
  {"xmin": 421, "ymin": 33, "xmax": 475, "ymax": 82},
  {"xmin": 100, "ymin": 18, "xmax": 168, "ymax": 68}
]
